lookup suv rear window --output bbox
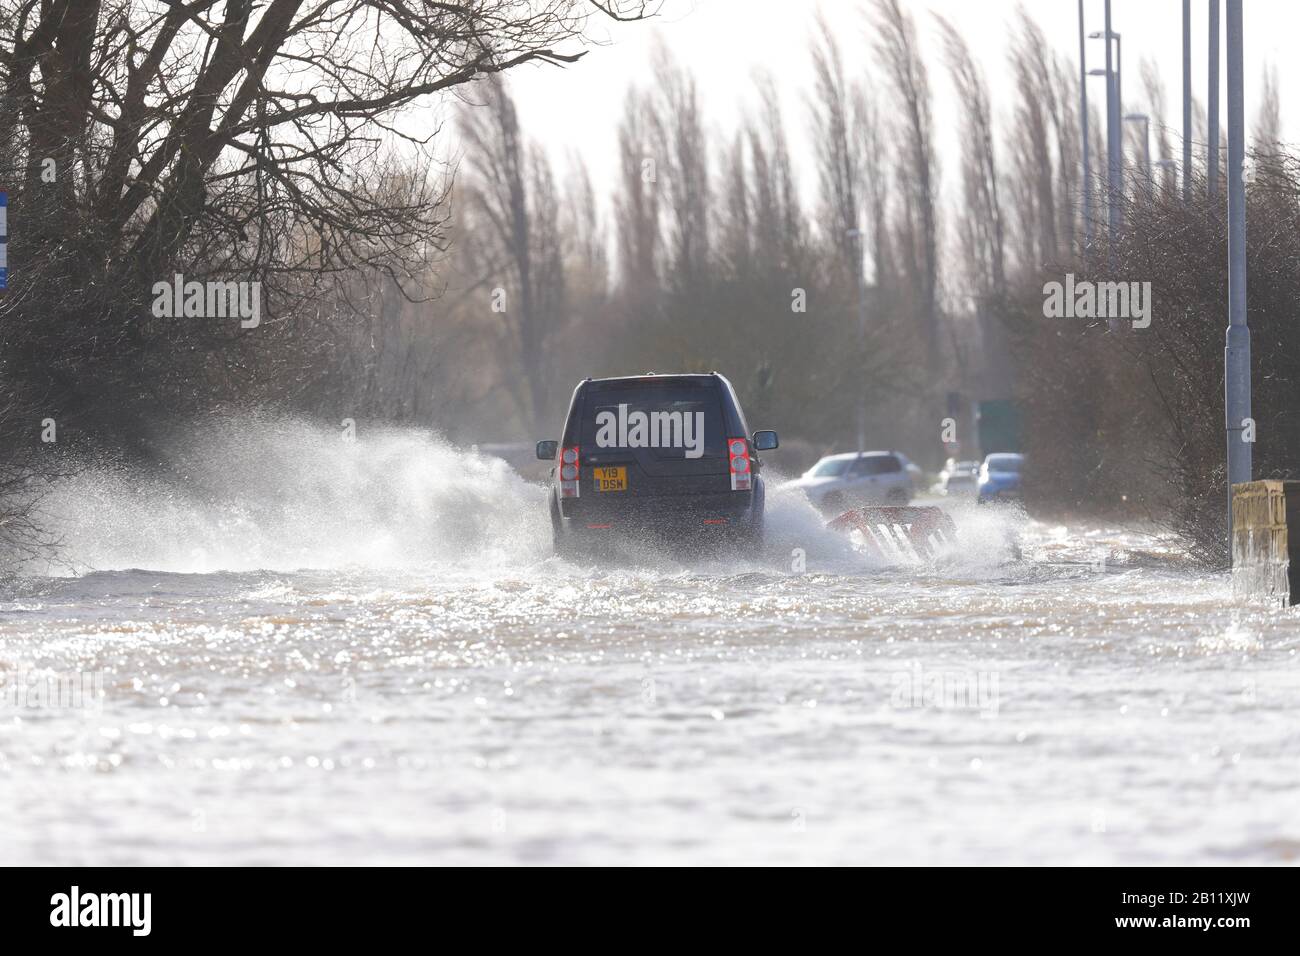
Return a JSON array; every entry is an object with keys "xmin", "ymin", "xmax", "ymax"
[{"xmin": 579, "ymin": 380, "xmax": 726, "ymax": 460}]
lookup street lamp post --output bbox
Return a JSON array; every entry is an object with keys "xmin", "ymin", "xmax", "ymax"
[
  {"xmin": 1090, "ymin": 28, "xmax": 1124, "ymax": 176},
  {"xmin": 1209, "ymin": 0, "xmax": 1221, "ymax": 200},
  {"xmin": 1087, "ymin": 64, "xmax": 1116, "ymax": 305},
  {"xmin": 1078, "ymin": 0, "xmax": 1093, "ymax": 257},
  {"xmin": 1224, "ymin": 0, "xmax": 1250, "ymax": 542},
  {"xmin": 1089, "ymin": 17, "xmax": 1123, "ymax": 277},
  {"xmin": 1182, "ymin": 0, "xmax": 1192, "ymax": 202}
]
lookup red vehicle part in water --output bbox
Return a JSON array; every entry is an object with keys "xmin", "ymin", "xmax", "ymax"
[{"xmin": 827, "ymin": 506, "xmax": 958, "ymax": 562}]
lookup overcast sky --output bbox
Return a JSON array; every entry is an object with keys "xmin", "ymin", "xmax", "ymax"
[{"xmin": 492, "ymin": 0, "xmax": 1297, "ymax": 214}]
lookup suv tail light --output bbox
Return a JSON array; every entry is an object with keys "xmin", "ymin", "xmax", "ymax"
[
  {"xmin": 560, "ymin": 446, "xmax": 580, "ymax": 498},
  {"xmin": 728, "ymin": 437, "xmax": 752, "ymax": 491}
]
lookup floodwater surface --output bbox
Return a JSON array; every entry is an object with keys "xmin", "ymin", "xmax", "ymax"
[{"xmin": 1, "ymin": 422, "xmax": 1297, "ymax": 864}]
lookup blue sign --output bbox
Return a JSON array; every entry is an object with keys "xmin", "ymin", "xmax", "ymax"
[{"xmin": 0, "ymin": 190, "xmax": 7, "ymax": 290}]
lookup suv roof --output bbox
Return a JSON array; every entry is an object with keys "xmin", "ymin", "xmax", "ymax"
[
  {"xmin": 583, "ymin": 372, "xmax": 725, "ymax": 385},
  {"xmin": 561, "ymin": 372, "xmax": 750, "ymax": 448}
]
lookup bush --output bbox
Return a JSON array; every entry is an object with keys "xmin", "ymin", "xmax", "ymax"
[{"xmin": 1007, "ymin": 155, "xmax": 1300, "ymax": 566}]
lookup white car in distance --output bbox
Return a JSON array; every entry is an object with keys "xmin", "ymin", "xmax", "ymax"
[{"xmin": 784, "ymin": 451, "xmax": 915, "ymax": 514}]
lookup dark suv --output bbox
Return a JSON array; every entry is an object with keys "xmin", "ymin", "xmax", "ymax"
[{"xmin": 536, "ymin": 373, "xmax": 778, "ymax": 554}]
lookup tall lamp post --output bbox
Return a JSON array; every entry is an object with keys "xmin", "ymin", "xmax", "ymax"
[
  {"xmin": 1224, "ymin": 0, "xmax": 1250, "ymax": 541},
  {"xmin": 1089, "ymin": 19, "xmax": 1123, "ymax": 268},
  {"xmin": 1209, "ymin": 0, "xmax": 1221, "ymax": 200},
  {"xmin": 1182, "ymin": 0, "xmax": 1192, "ymax": 202},
  {"xmin": 1086, "ymin": 65, "xmax": 1116, "ymax": 306},
  {"xmin": 1078, "ymin": 0, "xmax": 1093, "ymax": 257}
]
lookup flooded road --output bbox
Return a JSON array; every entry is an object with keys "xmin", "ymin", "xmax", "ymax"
[{"xmin": 2, "ymin": 423, "xmax": 1298, "ymax": 865}]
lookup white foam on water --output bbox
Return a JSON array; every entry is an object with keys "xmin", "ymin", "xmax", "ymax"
[{"xmin": 760, "ymin": 476, "xmax": 884, "ymax": 572}]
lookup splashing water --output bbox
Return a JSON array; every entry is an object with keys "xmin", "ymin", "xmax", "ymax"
[
  {"xmin": 32, "ymin": 418, "xmax": 552, "ymax": 575},
  {"xmin": 29, "ymin": 419, "xmax": 926, "ymax": 577}
]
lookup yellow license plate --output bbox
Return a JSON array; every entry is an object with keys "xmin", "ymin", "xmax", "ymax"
[{"xmin": 593, "ymin": 466, "xmax": 627, "ymax": 492}]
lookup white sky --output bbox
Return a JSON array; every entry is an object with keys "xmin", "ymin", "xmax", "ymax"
[{"xmin": 496, "ymin": 0, "xmax": 1297, "ymax": 214}]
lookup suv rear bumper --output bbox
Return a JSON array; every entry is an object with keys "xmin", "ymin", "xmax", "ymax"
[
  {"xmin": 555, "ymin": 485, "xmax": 764, "ymax": 544},
  {"xmin": 562, "ymin": 491, "xmax": 755, "ymax": 525}
]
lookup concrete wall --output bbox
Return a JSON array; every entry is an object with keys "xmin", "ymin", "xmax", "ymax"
[{"xmin": 1231, "ymin": 480, "xmax": 1300, "ymax": 607}]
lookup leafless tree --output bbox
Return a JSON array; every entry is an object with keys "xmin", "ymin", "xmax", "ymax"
[
  {"xmin": 935, "ymin": 12, "xmax": 1010, "ymax": 403},
  {"xmin": 850, "ymin": 83, "xmax": 893, "ymax": 291},
  {"xmin": 747, "ymin": 72, "xmax": 806, "ymax": 275},
  {"xmin": 614, "ymin": 86, "xmax": 660, "ymax": 304},
  {"xmin": 1006, "ymin": 8, "xmax": 1058, "ymax": 272},
  {"xmin": 718, "ymin": 130, "xmax": 752, "ymax": 277},
  {"xmin": 0, "ymin": 0, "xmax": 653, "ymax": 431},
  {"xmin": 1252, "ymin": 63, "xmax": 1283, "ymax": 176},
  {"xmin": 1051, "ymin": 54, "xmax": 1079, "ymax": 249},
  {"xmin": 936, "ymin": 15, "xmax": 1004, "ymax": 303},
  {"xmin": 809, "ymin": 13, "xmax": 860, "ymax": 280},
  {"xmin": 871, "ymin": 0, "xmax": 940, "ymax": 372},
  {"xmin": 458, "ymin": 76, "xmax": 565, "ymax": 432},
  {"xmin": 646, "ymin": 42, "xmax": 710, "ymax": 295},
  {"xmin": 1141, "ymin": 58, "xmax": 1175, "ymax": 196},
  {"xmin": 562, "ymin": 155, "xmax": 608, "ymax": 296}
]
